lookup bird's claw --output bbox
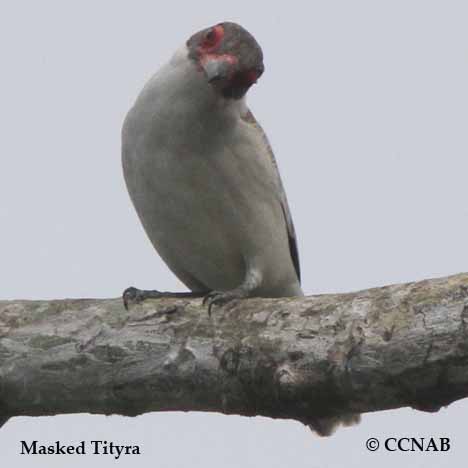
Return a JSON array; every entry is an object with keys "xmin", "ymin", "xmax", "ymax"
[
  {"xmin": 122, "ymin": 287, "xmax": 162, "ymax": 310},
  {"xmin": 203, "ymin": 289, "xmax": 245, "ymax": 316},
  {"xmin": 123, "ymin": 287, "xmax": 140, "ymax": 310}
]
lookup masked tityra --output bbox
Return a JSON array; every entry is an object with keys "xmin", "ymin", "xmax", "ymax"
[
  {"xmin": 121, "ymin": 22, "xmax": 360, "ymax": 435},
  {"xmin": 122, "ymin": 22, "xmax": 302, "ymax": 313}
]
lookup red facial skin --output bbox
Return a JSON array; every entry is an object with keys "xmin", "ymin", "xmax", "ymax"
[
  {"xmin": 198, "ymin": 25, "xmax": 238, "ymax": 72},
  {"xmin": 199, "ymin": 53, "xmax": 238, "ymax": 69},
  {"xmin": 243, "ymin": 69, "xmax": 260, "ymax": 84},
  {"xmin": 199, "ymin": 24, "xmax": 225, "ymax": 52},
  {"xmin": 196, "ymin": 24, "xmax": 260, "ymax": 88}
]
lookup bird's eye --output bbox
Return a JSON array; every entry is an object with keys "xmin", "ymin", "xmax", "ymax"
[
  {"xmin": 201, "ymin": 25, "xmax": 224, "ymax": 49},
  {"xmin": 205, "ymin": 29, "xmax": 215, "ymax": 43}
]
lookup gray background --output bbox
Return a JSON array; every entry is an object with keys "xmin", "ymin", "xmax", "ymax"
[{"xmin": 1, "ymin": 0, "xmax": 467, "ymax": 467}]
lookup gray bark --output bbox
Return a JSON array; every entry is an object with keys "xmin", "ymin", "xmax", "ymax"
[{"xmin": 1, "ymin": 273, "xmax": 467, "ymax": 430}]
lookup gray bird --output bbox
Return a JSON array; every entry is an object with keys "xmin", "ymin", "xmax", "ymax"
[
  {"xmin": 122, "ymin": 22, "xmax": 303, "ymax": 312},
  {"xmin": 122, "ymin": 21, "xmax": 360, "ymax": 436}
]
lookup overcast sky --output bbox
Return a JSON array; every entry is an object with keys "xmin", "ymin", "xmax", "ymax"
[{"xmin": 1, "ymin": 1, "xmax": 467, "ymax": 467}]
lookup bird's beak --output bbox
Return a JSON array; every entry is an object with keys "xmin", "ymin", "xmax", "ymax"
[{"xmin": 201, "ymin": 55, "xmax": 236, "ymax": 83}]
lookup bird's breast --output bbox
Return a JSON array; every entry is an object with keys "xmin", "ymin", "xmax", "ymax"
[{"xmin": 121, "ymin": 58, "xmax": 289, "ymax": 292}]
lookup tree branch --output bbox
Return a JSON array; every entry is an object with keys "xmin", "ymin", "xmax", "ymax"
[{"xmin": 1, "ymin": 273, "xmax": 467, "ymax": 430}]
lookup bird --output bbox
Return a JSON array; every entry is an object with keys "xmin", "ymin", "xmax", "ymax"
[
  {"xmin": 121, "ymin": 21, "xmax": 360, "ymax": 436},
  {"xmin": 122, "ymin": 21, "xmax": 302, "ymax": 313}
]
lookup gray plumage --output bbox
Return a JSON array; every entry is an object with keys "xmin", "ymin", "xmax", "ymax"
[
  {"xmin": 122, "ymin": 21, "xmax": 360, "ymax": 436},
  {"xmin": 122, "ymin": 22, "xmax": 302, "ymax": 301}
]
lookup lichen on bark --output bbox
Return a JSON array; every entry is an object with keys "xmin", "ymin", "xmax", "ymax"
[{"xmin": 0, "ymin": 273, "xmax": 467, "ymax": 430}]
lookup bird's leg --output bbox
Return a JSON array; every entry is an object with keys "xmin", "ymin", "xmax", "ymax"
[
  {"xmin": 203, "ymin": 268, "xmax": 262, "ymax": 315},
  {"xmin": 122, "ymin": 287, "xmax": 206, "ymax": 310}
]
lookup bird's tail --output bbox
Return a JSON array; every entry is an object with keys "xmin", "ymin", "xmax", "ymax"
[{"xmin": 308, "ymin": 413, "xmax": 361, "ymax": 437}]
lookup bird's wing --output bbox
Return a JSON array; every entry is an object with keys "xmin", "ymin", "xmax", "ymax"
[{"xmin": 241, "ymin": 108, "xmax": 301, "ymax": 282}]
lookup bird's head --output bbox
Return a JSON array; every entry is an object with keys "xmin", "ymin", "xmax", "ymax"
[{"xmin": 187, "ymin": 22, "xmax": 264, "ymax": 100}]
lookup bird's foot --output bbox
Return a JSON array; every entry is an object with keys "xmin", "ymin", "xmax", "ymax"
[
  {"xmin": 122, "ymin": 287, "xmax": 163, "ymax": 310},
  {"xmin": 123, "ymin": 287, "xmax": 207, "ymax": 310},
  {"xmin": 203, "ymin": 288, "xmax": 248, "ymax": 316}
]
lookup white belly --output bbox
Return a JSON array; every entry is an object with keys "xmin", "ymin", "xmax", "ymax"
[
  {"xmin": 126, "ymin": 147, "xmax": 247, "ymax": 290},
  {"xmin": 121, "ymin": 57, "xmax": 299, "ymax": 295}
]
